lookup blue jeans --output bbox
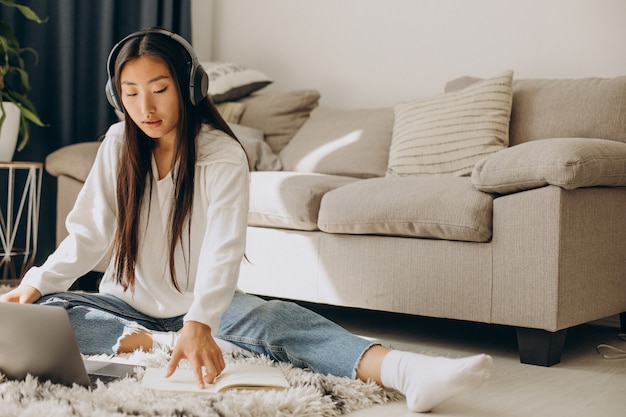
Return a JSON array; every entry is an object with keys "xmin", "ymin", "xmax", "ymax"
[{"xmin": 37, "ymin": 292, "xmax": 374, "ymax": 378}]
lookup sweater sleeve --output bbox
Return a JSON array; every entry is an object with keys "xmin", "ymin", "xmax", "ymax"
[
  {"xmin": 183, "ymin": 145, "xmax": 250, "ymax": 333},
  {"xmin": 21, "ymin": 123, "xmax": 122, "ymax": 295}
]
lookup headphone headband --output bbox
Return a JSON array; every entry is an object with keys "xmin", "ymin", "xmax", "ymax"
[{"xmin": 104, "ymin": 28, "xmax": 208, "ymax": 111}]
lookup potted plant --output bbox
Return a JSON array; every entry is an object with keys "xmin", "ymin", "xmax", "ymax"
[{"xmin": 0, "ymin": 0, "xmax": 46, "ymax": 160}]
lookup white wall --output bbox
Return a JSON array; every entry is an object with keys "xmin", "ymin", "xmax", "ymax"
[{"xmin": 192, "ymin": 0, "xmax": 626, "ymax": 108}]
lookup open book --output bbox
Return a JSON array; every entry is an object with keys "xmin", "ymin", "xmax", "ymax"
[{"xmin": 141, "ymin": 363, "xmax": 290, "ymax": 393}]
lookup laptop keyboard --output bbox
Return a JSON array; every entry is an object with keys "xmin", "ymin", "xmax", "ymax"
[{"xmin": 88, "ymin": 373, "xmax": 119, "ymax": 388}]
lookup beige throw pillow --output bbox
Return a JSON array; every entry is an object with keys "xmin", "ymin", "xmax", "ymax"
[
  {"xmin": 471, "ymin": 137, "xmax": 626, "ymax": 194},
  {"xmin": 228, "ymin": 123, "xmax": 282, "ymax": 171},
  {"xmin": 387, "ymin": 70, "xmax": 513, "ymax": 177},
  {"xmin": 238, "ymin": 90, "xmax": 321, "ymax": 154},
  {"xmin": 215, "ymin": 102, "xmax": 246, "ymax": 124}
]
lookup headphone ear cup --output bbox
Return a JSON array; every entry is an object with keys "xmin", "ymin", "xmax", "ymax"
[
  {"xmin": 105, "ymin": 79, "xmax": 122, "ymax": 112},
  {"xmin": 190, "ymin": 64, "xmax": 209, "ymax": 105}
]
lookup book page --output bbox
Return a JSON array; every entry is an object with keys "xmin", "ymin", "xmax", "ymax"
[{"xmin": 142, "ymin": 363, "xmax": 289, "ymax": 393}]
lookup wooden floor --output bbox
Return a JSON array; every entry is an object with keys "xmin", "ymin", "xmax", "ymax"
[{"xmin": 302, "ymin": 302, "xmax": 626, "ymax": 417}]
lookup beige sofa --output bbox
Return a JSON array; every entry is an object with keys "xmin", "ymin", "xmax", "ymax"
[{"xmin": 45, "ymin": 73, "xmax": 626, "ymax": 367}]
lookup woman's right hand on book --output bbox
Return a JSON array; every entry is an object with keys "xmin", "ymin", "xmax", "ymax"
[
  {"xmin": 165, "ymin": 320, "xmax": 225, "ymax": 389},
  {"xmin": 0, "ymin": 285, "xmax": 42, "ymax": 304}
]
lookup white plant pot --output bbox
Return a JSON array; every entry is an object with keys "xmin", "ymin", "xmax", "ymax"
[{"xmin": 0, "ymin": 102, "xmax": 21, "ymax": 161}]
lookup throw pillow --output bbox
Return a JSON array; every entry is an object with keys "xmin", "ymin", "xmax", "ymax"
[
  {"xmin": 229, "ymin": 123, "xmax": 282, "ymax": 171},
  {"xmin": 471, "ymin": 137, "xmax": 626, "ymax": 194},
  {"xmin": 201, "ymin": 61, "xmax": 273, "ymax": 103},
  {"xmin": 279, "ymin": 106, "xmax": 394, "ymax": 178},
  {"xmin": 216, "ymin": 102, "xmax": 246, "ymax": 124},
  {"xmin": 238, "ymin": 90, "xmax": 321, "ymax": 154},
  {"xmin": 387, "ymin": 70, "xmax": 514, "ymax": 177}
]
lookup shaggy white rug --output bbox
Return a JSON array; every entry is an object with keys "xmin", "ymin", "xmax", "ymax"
[
  {"xmin": 0, "ymin": 353, "xmax": 403, "ymax": 417},
  {"xmin": 0, "ymin": 286, "xmax": 404, "ymax": 416}
]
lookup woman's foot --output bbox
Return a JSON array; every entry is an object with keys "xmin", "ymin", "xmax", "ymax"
[{"xmin": 380, "ymin": 350, "xmax": 493, "ymax": 412}]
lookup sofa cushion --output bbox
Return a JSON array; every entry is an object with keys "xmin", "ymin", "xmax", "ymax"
[
  {"xmin": 279, "ymin": 106, "xmax": 393, "ymax": 178},
  {"xmin": 201, "ymin": 61, "xmax": 273, "ymax": 103},
  {"xmin": 387, "ymin": 70, "xmax": 513, "ymax": 177},
  {"xmin": 249, "ymin": 172, "xmax": 358, "ymax": 231},
  {"xmin": 472, "ymin": 137, "xmax": 626, "ymax": 194},
  {"xmin": 45, "ymin": 141, "xmax": 100, "ymax": 182},
  {"xmin": 446, "ymin": 75, "xmax": 626, "ymax": 146},
  {"xmin": 238, "ymin": 90, "xmax": 321, "ymax": 154},
  {"xmin": 318, "ymin": 176, "xmax": 494, "ymax": 242}
]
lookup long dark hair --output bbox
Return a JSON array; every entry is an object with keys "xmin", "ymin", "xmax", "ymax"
[{"xmin": 110, "ymin": 31, "xmax": 240, "ymax": 292}]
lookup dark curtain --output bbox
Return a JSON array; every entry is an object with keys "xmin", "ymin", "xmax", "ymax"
[{"xmin": 0, "ymin": 0, "xmax": 191, "ymax": 264}]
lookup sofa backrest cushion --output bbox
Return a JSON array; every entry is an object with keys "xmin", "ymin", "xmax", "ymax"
[
  {"xmin": 318, "ymin": 176, "xmax": 494, "ymax": 243},
  {"xmin": 238, "ymin": 89, "xmax": 321, "ymax": 154},
  {"xmin": 279, "ymin": 106, "xmax": 394, "ymax": 178},
  {"xmin": 446, "ymin": 76, "xmax": 626, "ymax": 147}
]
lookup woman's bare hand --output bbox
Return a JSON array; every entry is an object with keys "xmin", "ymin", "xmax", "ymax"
[
  {"xmin": 165, "ymin": 320, "xmax": 225, "ymax": 389},
  {"xmin": 0, "ymin": 285, "xmax": 41, "ymax": 304}
]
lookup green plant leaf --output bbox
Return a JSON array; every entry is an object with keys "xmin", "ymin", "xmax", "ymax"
[
  {"xmin": 0, "ymin": 21, "xmax": 18, "ymax": 49},
  {"xmin": 17, "ymin": 104, "xmax": 44, "ymax": 127},
  {"xmin": 0, "ymin": 0, "xmax": 47, "ymax": 24},
  {"xmin": 0, "ymin": 36, "xmax": 13, "ymax": 70},
  {"xmin": 3, "ymin": 89, "xmax": 40, "ymax": 119},
  {"xmin": 0, "ymin": 100, "xmax": 7, "ymax": 128},
  {"xmin": 16, "ymin": 113, "xmax": 29, "ymax": 151},
  {"xmin": 9, "ymin": 67, "xmax": 31, "ymax": 92}
]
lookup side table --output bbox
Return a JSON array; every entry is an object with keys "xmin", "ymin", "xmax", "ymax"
[{"xmin": 0, "ymin": 162, "xmax": 43, "ymax": 285}]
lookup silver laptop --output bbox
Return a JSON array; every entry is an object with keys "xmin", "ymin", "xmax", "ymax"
[{"xmin": 0, "ymin": 301, "xmax": 140, "ymax": 388}]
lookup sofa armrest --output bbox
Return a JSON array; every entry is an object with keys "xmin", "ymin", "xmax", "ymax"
[
  {"xmin": 471, "ymin": 138, "xmax": 626, "ymax": 194},
  {"xmin": 45, "ymin": 141, "xmax": 101, "ymax": 182}
]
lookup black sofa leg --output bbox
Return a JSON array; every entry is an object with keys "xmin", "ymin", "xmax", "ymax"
[
  {"xmin": 620, "ymin": 312, "xmax": 626, "ymax": 332},
  {"xmin": 515, "ymin": 327, "xmax": 567, "ymax": 366}
]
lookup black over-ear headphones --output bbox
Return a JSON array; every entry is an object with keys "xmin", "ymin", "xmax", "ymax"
[{"xmin": 105, "ymin": 28, "xmax": 208, "ymax": 112}]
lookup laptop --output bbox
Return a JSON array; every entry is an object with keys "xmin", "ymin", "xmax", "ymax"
[{"xmin": 0, "ymin": 301, "xmax": 141, "ymax": 388}]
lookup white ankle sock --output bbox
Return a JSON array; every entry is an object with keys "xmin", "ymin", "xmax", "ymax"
[{"xmin": 380, "ymin": 350, "xmax": 493, "ymax": 412}]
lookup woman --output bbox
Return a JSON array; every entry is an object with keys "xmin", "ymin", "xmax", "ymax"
[{"xmin": 0, "ymin": 28, "xmax": 492, "ymax": 413}]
